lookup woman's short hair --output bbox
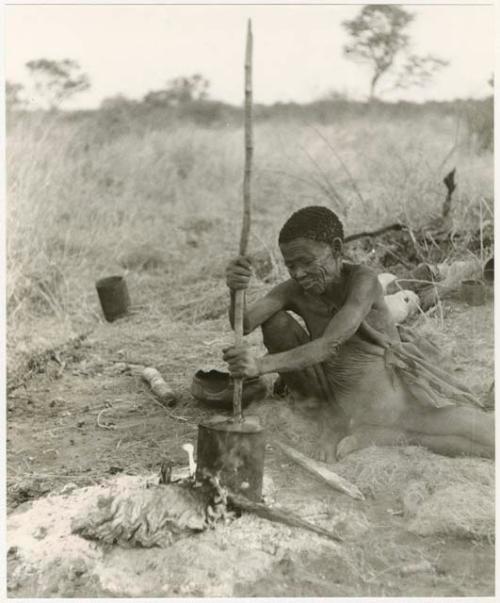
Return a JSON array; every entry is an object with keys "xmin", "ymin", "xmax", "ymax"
[{"xmin": 278, "ymin": 206, "xmax": 344, "ymax": 246}]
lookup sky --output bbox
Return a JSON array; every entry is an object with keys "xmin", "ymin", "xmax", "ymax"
[{"xmin": 4, "ymin": 3, "xmax": 495, "ymax": 109}]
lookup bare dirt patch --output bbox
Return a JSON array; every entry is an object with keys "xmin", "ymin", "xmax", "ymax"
[{"xmin": 6, "ymin": 300, "xmax": 494, "ymax": 597}]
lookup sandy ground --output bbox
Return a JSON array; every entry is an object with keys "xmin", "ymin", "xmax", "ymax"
[{"xmin": 6, "ymin": 298, "xmax": 495, "ymax": 597}]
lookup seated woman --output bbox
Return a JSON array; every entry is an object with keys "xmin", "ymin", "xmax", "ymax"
[{"xmin": 223, "ymin": 206, "xmax": 494, "ymax": 462}]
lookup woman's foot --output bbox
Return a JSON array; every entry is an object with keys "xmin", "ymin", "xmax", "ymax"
[
  {"xmin": 317, "ymin": 427, "xmax": 347, "ymax": 463},
  {"xmin": 336, "ymin": 426, "xmax": 410, "ymax": 459},
  {"xmin": 336, "ymin": 434, "xmax": 360, "ymax": 460}
]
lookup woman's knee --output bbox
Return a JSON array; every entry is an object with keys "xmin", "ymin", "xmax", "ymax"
[{"xmin": 262, "ymin": 311, "xmax": 309, "ymax": 353}]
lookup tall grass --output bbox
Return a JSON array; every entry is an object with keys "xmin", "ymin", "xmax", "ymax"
[{"xmin": 6, "ymin": 107, "xmax": 493, "ymax": 373}]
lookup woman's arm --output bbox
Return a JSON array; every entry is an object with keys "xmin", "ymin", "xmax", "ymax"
[
  {"xmin": 256, "ymin": 268, "xmax": 381, "ymax": 374},
  {"xmin": 232, "ymin": 280, "xmax": 296, "ymax": 334},
  {"xmin": 227, "ymin": 256, "xmax": 295, "ymax": 334}
]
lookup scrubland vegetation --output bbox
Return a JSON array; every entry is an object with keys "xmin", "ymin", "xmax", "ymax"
[
  {"xmin": 6, "ymin": 97, "xmax": 493, "ymax": 379},
  {"xmin": 5, "ymin": 3, "xmax": 495, "ymax": 594},
  {"xmin": 5, "ymin": 91, "xmax": 494, "ymax": 601}
]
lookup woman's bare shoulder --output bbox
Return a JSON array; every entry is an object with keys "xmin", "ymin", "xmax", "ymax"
[
  {"xmin": 266, "ymin": 278, "xmax": 302, "ymax": 301},
  {"xmin": 343, "ymin": 263, "xmax": 380, "ymax": 286},
  {"xmin": 262, "ymin": 279, "xmax": 307, "ymax": 315},
  {"xmin": 340, "ymin": 264, "xmax": 384, "ymax": 309}
]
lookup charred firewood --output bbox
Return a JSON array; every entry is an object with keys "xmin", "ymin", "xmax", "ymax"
[
  {"xmin": 344, "ymin": 222, "xmax": 405, "ymax": 243},
  {"xmin": 442, "ymin": 168, "xmax": 456, "ymax": 218}
]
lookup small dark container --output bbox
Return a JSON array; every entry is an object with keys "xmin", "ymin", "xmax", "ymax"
[
  {"xmin": 96, "ymin": 275, "xmax": 130, "ymax": 322},
  {"xmin": 196, "ymin": 415, "xmax": 265, "ymax": 502},
  {"xmin": 484, "ymin": 257, "xmax": 494, "ymax": 284},
  {"xmin": 190, "ymin": 369, "xmax": 267, "ymax": 409},
  {"xmin": 461, "ymin": 279, "xmax": 486, "ymax": 306}
]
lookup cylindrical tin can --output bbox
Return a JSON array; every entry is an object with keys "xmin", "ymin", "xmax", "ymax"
[
  {"xmin": 484, "ymin": 257, "xmax": 494, "ymax": 284},
  {"xmin": 96, "ymin": 275, "xmax": 130, "ymax": 322},
  {"xmin": 461, "ymin": 279, "xmax": 486, "ymax": 306},
  {"xmin": 196, "ymin": 415, "xmax": 265, "ymax": 501}
]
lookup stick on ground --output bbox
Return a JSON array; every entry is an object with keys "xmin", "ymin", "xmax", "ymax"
[
  {"xmin": 228, "ymin": 491, "xmax": 342, "ymax": 542},
  {"xmin": 275, "ymin": 441, "xmax": 365, "ymax": 501}
]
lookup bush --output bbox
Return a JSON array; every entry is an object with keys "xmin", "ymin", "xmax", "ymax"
[{"xmin": 462, "ymin": 96, "xmax": 493, "ymax": 152}]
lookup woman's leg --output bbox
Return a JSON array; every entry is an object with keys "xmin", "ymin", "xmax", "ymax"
[
  {"xmin": 336, "ymin": 425, "xmax": 410, "ymax": 459},
  {"xmin": 262, "ymin": 311, "xmax": 348, "ymax": 461},
  {"xmin": 335, "ymin": 422, "xmax": 494, "ymax": 460},
  {"xmin": 262, "ymin": 311, "xmax": 328, "ymax": 401},
  {"xmin": 401, "ymin": 406, "xmax": 494, "ymax": 451},
  {"xmin": 407, "ymin": 432, "xmax": 493, "ymax": 458},
  {"xmin": 320, "ymin": 342, "xmax": 494, "ymax": 460}
]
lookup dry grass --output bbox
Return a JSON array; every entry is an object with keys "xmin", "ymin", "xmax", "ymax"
[
  {"xmin": 335, "ymin": 445, "xmax": 493, "ymax": 494},
  {"xmin": 408, "ymin": 482, "xmax": 494, "ymax": 540},
  {"xmin": 333, "ymin": 445, "xmax": 494, "ymax": 541},
  {"xmin": 6, "ymin": 109, "xmax": 493, "ymax": 380},
  {"xmin": 251, "ymin": 389, "xmax": 495, "ymax": 542},
  {"xmin": 6, "ymin": 106, "xmax": 495, "ymax": 598}
]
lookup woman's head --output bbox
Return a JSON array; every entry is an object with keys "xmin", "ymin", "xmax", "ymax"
[
  {"xmin": 278, "ymin": 206, "xmax": 344, "ymax": 248},
  {"xmin": 278, "ymin": 206, "xmax": 345, "ymax": 294}
]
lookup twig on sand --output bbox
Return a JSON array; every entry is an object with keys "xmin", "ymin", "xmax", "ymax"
[
  {"xmin": 91, "ymin": 392, "xmax": 193, "ymax": 430},
  {"xmin": 96, "ymin": 408, "xmax": 116, "ymax": 430},
  {"xmin": 143, "ymin": 390, "xmax": 192, "ymax": 423},
  {"xmin": 275, "ymin": 441, "xmax": 365, "ymax": 501}
]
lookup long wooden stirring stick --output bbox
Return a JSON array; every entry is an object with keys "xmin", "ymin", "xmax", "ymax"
[{"xmin": 233, "ymin": 19, "xmax": 253, "ymax": 422}]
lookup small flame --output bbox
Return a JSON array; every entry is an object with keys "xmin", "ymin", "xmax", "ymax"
[{"xmin": 182, "ymin": 443, "xmax": 197, "ymax": 476}]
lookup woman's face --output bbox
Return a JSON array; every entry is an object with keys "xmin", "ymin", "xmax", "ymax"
[{"xmin": 280, "ymin": 237, "xmax": 343, "ymax": 295}]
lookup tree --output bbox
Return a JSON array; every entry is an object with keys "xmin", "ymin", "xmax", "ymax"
[
  {"xmin": 6, "ymin": 80, "xmax": 25, "ymax": 111},
  {"xmin": 167, "ymin": 74, "xmax": 210, "ymax": 103},
  {"xmin": 144, "ymin": 74, "xmax": 210, "ymax": 106},
  {"xmin": 100, "ymin": 94, "xmax": 137, "ymax": 111},
  {"xmin": 25, "ymin": 59, "xmax": 90, "ymax": 109},
  {"xmin": 392, "ymin": 54, "xmax": 448, "ymax": 92},
  {"xmin": 342, "ymin": 5, "xmax": 447, "ymax": 100}
]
